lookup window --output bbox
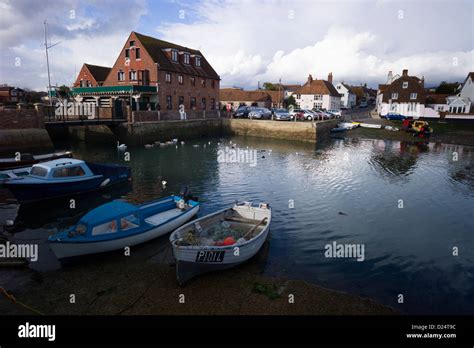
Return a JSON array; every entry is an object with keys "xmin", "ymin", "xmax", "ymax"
[
  {"xmin": 120, "ymin": 214, "xmax": 139, "ymax": 231},
  {"xmin": 171, "ymin": 50, "xmax": 178, "ymax": 61},
  {"xmin": 402, "ymin": 82, "xmax": 408, "ymax": 89},
  {"xmin": 410, "ymin": 93, "xmax": 417, "ymax": 100},
  {"xmin": 135, "ymin": 47, "xmax": 141, "ymax": 59},
  {"xmin": 210, "ymin": 98, "xmax": 215, "ymax": 110},
  {"xmin": 201, "ymin": 98, "xmax": 206, "ymax": 110},
  {"xmin": 52, "ymin": 166, "xmax": 86, "ymax": 178},
  {"xmin": 314, "ymin": 94, "xmax": 322, "ymax": 100},
  {"xmin": 118, "ymin": 70, "xmax": 125, "ymax": 81},
  {"xmin": 130, "ymin": 40, "xmax": 135, "ymax": 47},
  {"xmin": 125, "ymin": 49, "xmax": 130, "ymax": 58},
  {"xmin": 179, "ymin": 96, "xmax": 184, "ymax": 106},
  {"xmin": 166, "ymin": 95, "xmax": 172, "ymax": 109},
  {"xmin": 190, "ymin": 97, "xmax": 196, "ymax": 109},
  {"xmin": 87, "ymin": 81, "xmax": 92, "ymax": 87},
  {"xmin": 391, "ymin": 93, "xmax": 398, "ymax": 100},
  {"xmin": 129, "ymin": 70, "xmax": 137, "ymax": 81},
  {"xmin": 201, "ymin": 79, "xmax": 206, "ymax": 87},
  {"xmin": 195, "ymin": 56, "xmax": 201, "ymax": 67},
  {"xmin": 30, "ymin": 166, "xmax": 47, "ymax": 177},
  {"xmin": 79, "ymin": 79, "xmax": 84, "ymax": 87},
  {"xmin": 296, "ymin": 94, "xmax": 301, "ymax": 99},
  {"xmin": 92, "ymin": 220, "xmax": 118, "ymax": 236},
  {"xmin": 190, "ymin": 77, "xmax": 196, "ymax": 86},
  {"xmin": 178, "ymin": 75, "xmax": 183, "ymax": 84},
  {"xmin": 165, "ymin": 73, "xmax": 171, "ymax": 83},
  {"xmin": 184, "ymin": 53, "xmax": 190, "ymax": 64}
]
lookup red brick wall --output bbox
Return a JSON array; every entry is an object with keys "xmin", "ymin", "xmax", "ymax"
[
  {"xmin": 103, "ymin": 32, "xmax": 220, "ymax": 110},
  {"xmin": 103, "ymin": 32, "xmax": 158, "ymax": 87},
  {"xmin": 0, "ymin": 109, "xmax": 44, "ymax": 129},
  {"xmin": 73, "ymin": 65, "xmax": 99, "ymax": 87}
]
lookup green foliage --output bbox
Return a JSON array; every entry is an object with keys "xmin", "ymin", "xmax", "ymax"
[
  {"xmin": 435, "ymin": 82, "xmax": 459, "ymax": 94},
  {"xmin": 252, "ymin": 282, "xmax": 280, "ymax": 300},
  {"xmin": 262, "ymin": 82, "xmax": 278, "ymax": 91},
  {"xmin": 285, "ymin": 95, "xmax": 297, "ymax": 108}
]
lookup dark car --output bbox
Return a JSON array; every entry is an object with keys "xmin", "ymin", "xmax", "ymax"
[
  {"xmin": 271, "ymin": 108, "xmax": 292, "ymax": 121},
  {"xmin": 233, "ymin": 106, "xmax": 256, "ymax": 118},
  {"xmin": 385, "ymin": 112, "xmax": 406, "ymax": 120}
]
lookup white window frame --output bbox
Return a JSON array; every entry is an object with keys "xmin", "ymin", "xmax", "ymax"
[
  {"xmin": 184, "ymin": 53, "xmax": 190, "ymax": 64},
  {"xmin": 178, "ymin": 75, "xmax": 183, "ymax": 84},
  {"xmin": 195, "ymin": 56, "xmax": 201, "ymax": 67},
  {"xmin": 410, "ymin": 93, "xmax": 417, "ymax": 100},
  {"xmin": 118, "ymin": 70, "xmax": 125, "ymax": 81},
  {"xmin": 391, "ymin": 93, "xmax": 398, "ymax": 100},
  {"xmin": 129, "ymin": 70, "xmax": 137, "ymax": 81},
  {"xmin": 402, "ymin": 82, "xmax": 408, "ymax": 89},
  {"xmin": 165, "ymin": 73, "xmax": 171, "ymax": 83},
  {"xmin": 171, "ymin": 50, "xmax": 178, "ymax": 62}
]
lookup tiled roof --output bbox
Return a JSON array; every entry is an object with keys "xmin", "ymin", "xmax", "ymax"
[
  {"xmin": 295, "ymin": 79, "xmax": 340, "ymax": 97},
  {"xmin": 426, "ymin": 93, "xmax": 450, "ymax": 104},
  {"xmin": 220, "ymin": 89, "xmax": 271, "ymax": 102},
  {"xmin": 134, "ymin": 32, "xmax": 220, "ymax": 80},
  {"xmin": 84, "ymin": 64, "xmax": 111, "ymax": 83},
  {"xmin": 265, "ymin": 90, "xmax": 284, "ymax": 103}
]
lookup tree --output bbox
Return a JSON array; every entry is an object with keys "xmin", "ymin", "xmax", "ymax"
[
  {"xmin": 435, "ymin": 82, "xmax": 459, "ymax": 94},
  {"xmin": 262, "ymin": 82, "xmax": 278, "ymax": 91},
  {"xmin": 284, "ymin": 95, "xmax": 296, "ymax": 108},
  {"xmin": 56, "ymin": 85, "xmax": 71, "ymax": 98}
]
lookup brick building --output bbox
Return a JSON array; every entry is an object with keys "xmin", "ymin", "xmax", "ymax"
[
  {"xmin": 0, "ymin": 86, "xmax": 25, "ymax": 104},
  {"xmin": 73, "ymin": 31, "xmax": 220, "ymax": 111},
  {"xmin": 74, "ymin": 64, "xmax": 111, "ymax": 87}
]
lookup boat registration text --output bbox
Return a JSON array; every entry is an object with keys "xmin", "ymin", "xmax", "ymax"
[{"xmin": 196, "ymin": 250, "xmax": 225, "ymax": 263}]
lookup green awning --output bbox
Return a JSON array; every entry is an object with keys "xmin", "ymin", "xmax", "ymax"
[{"xmin": 72, "ymin": 85, "xmax": 158, "ymax": 95}]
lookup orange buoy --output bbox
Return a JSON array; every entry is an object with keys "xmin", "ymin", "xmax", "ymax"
[{"xmin": 223, "ymin": 237, "xmax": 236, "ymax": 245}]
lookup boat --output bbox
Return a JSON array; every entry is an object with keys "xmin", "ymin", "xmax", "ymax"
[
  {"xmin": 0, "ymin": 150, "xmax": 72, "ymax": 170},
  {"xmin": 3, "ymin": 158, "xmax": 131, "ymax": 204},
  {"xmin": 169, "ymin": 201, "xmax": 272, "ymax": 285},
  {"xmin": 359, "ymin": 123, "xmax": 382, "ymax": 129},
  {"xmin": 0, "ymin": 166, "xmax": 31, "ymax": 185},
  {"xmin": 330, "ymin": 127, "xmax": 347, "ymax": 133},
  {"xmin": 338, "ymin": 122, "xmax": 359, "ymax": 130},
  {"xmin": 48, "ymin": 195, "xmax": 200, "ymax": 259}
]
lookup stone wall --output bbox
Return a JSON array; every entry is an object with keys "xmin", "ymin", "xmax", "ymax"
[
  {"xmin": 223, "ymin": 119, "xmax": 338, "ymax": 142},
  {"xmin": 0, "ymin": 129, "xmax": 53, "ymax": 155},
  {"xmin": 0, "ymin": 107, "xmax": 44, "ymax": 129},
  {"xmin": 132, "ymin": 110, "xmax": 222, "ymax": 122}
]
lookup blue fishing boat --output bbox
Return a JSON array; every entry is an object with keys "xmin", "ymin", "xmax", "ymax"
[
  {"xmin": 330, "ymin": 127, "xmax": 347, "ymax": 133},
  {"xmin": 48, "ymin": 196, "xmax": 200, "ymax": 259},
  {"xmin": 3, "ymin": 159, "xmax": 131, "ymax": 203}
]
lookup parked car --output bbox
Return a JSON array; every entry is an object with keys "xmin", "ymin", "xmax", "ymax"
[
  {"xmin": 359, "ymin": 101, "xmax": 368, "ymax": 108},
  {"xmin": 249, "ymin": 107, "xmax": 272, "ymax": 119},
  {"xmin": 289, "ymin": 109, "xmax": 305, "ymax": 120},
  {"xmin": 385, "ymin": 112, "xmax": 406, "ymax": 120},
  {"xmin": 272, "ymin": 108, "xmax": 292, "ymax": 121},
  {"xmin": 327, "ymin": 109, "xmax": 342, "ymax": 118},
  {"xmin": 313, "ymin": 109, "xmax": 332, "ymax": 120},
  {"xmin": 294, "ymin": 109, "xmax": 317, "ymax": 121},
  {"xmin": 234, "ymin": 106, "xmax": 255, "ymax": 118}
]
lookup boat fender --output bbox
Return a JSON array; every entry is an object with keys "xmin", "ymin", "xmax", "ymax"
[
  {"xmin": 100, "ymin": 178, "xmax": 111, "ymax": 187},
  {"xmin": 177, "ymin": 199, "xmax": 186, "ymax": 210}
]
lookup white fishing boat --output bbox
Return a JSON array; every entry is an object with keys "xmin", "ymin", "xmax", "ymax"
[
  {"xmin": 338, "ymin": 122, "xmax": 359, "ymax": 130},
  {"xmin": 169, "ymin": 201, "xmax": 272, "ymax": 285},
  {"xmin": 359, "ymin": 123, "xmax": 382, "ymax": 129}
]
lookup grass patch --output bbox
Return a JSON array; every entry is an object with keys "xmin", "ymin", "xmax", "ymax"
[{"xmin": 252, "ymin": 282, "xmax": 281, "ymax": 300}]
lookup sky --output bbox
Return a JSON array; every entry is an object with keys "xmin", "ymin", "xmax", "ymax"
[{"xmin": 0, "ymin": 0, "xmax": 473, "ymax": 91}]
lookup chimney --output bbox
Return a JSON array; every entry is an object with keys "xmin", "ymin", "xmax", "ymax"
[
  {"xmin": 308, "ymin": 74, "xmax": 313, "ymax": 83},
  {"xmin": 364, "ymin": 83, "xmax": 367, "ymax": 88},
  {"xmin": 402, "ymin": 69, "xmax": 408, "ymax": 77},
  {"xmin": 328, "ymin": 72, "xmax": 333, "ymax": 84},
  {"xmin": 387, "ymin": 70, "xmax": 393, "ymax": 83}
]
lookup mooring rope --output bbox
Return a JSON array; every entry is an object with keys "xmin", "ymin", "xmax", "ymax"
[{"xmin": 0, "ymin": 287, "xmax": 45, "ymax": 315}]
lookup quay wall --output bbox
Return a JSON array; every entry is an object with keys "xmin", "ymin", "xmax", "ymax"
[
  {"xmin": 0, "ymin": 129, "xmax": 53, "ymax": 155},
  {"xmin": 223, "ymin": 118, "xmax": 338, "ymax": 142}
]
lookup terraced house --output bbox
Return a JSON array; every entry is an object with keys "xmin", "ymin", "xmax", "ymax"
[
  {"xmin": 73, "ymin": 32, "xmax": 220, "ymax": 111},
  {"xmin": 293, "ymin": 73, "xmax": 341, "ymax": 110}
]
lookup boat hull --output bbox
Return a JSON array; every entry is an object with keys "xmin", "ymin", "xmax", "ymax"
[
  {"xmin": 171, "ymin": 205, "xmax": 271, "ymax": 285},
  {"xmin": 50, "ymin": 204, "xmax": 200, "ymax": 259},
  {"xmin": 0, "ymin": 151, "xmax": 72, "ymax": 170}
]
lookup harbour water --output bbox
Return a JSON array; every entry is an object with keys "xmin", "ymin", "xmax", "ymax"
[{"xmin": 1, "ymin": 136, "xmax": 473, "ymax": 314}]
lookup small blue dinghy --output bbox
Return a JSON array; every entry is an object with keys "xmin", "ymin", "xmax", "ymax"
[
  {"xmin": 48, "ymin": 196, "xmax": 200, "ymax": 259},
  {"xmin": 4, "ymin": 159, "xmax": 131, "ymax": 203},
  {"xmin": 330, "ymin": 127, "xmax": 347, "ymax": 133}
]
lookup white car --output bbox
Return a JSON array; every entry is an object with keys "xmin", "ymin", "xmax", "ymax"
[{"xmin": 327, "ymin": 109, "xmax": 342, "ymax": 117}]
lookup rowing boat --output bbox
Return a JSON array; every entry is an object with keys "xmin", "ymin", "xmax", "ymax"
[
  {"xmin": 169, "ymin": 201, "xmax": 271, "ymax": 285},
  {"xmin": 49, "ymin": 195, "xmax": 200, "ymax": 259}
]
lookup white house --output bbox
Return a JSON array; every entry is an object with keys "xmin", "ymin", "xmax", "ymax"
[
  {"xmin": 335, "ymin": 82, "xmax": 356, "ymax": 108},
  {"xmin": 294, "ymin": 73, "xmax": 341, "ymax": 110}
]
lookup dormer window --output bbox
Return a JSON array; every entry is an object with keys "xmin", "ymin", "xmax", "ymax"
[
  {"xmin": 130, "ymin": 40, "xmax": 135, "ymax": 47},
  {"xmin": 402, "ymin": 82, "xmax": 408, "ymax": 89},
  {"xmin": 195, "ymin": 56, "xmax": 201, "ymax": 67},
  {"xmin": 171, "ymin": 50, "xmax": 178, "ymax": 62},
  {"xmin": 184, "ymin": 53, "xmax": 190, "ymax": 64}
]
